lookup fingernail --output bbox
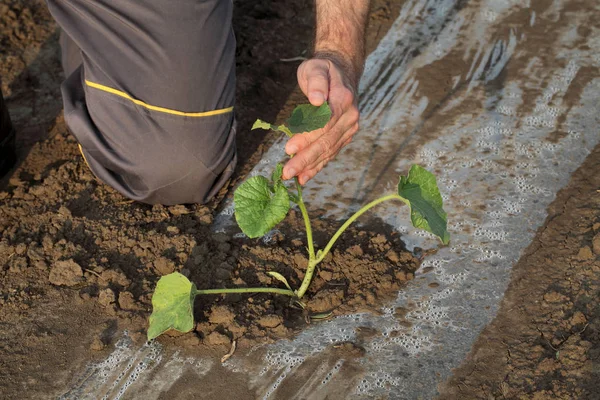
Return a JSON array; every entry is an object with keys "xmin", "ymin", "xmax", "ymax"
[
  {"xmin": 286, "ymin": 145, "xmax": 298, "ymax": 155},
  {"xmin": 309, "ymin": 92, "xmax": 325, "ymax": 105},
  {"xmin": 285, "ymin": 168, "xmax": 297, "ymax": 179},
  {"xmin": 301, "ymin": 175, "xmax": 310, "ymax": 184}
]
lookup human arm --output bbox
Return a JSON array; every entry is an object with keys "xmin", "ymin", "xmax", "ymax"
[{"xmin": 282, "ymin": 0, "xmax": 371, "ymax": 184}]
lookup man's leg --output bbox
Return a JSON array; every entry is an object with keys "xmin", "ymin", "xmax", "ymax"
[
  {"xmin": 46, "ymin": 0, "xmax": 237, "ymax": 205},
  {"xmin": 0, "ymin": 89, "xmax": 16, "ymax": 178}
]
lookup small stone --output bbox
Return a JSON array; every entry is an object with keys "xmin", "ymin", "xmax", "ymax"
[
  {"xmin": 49, "ymin": 259, "xmax": 83, "ymax": 286},
  {"xmin": 153, "ymin": 257, "xmax": 175, "ymax": 276},
  {"xmin": 205, "ymin": 331, "xmax": 230, "ymax": 346},
  {"xmin": 166, "ymin": 226, "xmax": 180, "ymax": 234},
  {"xmin": 592, "ymin": 233, "xmax": 600, "ymax": 255},
  {"xmin": 98, "ymin": 288, "xmax": 116, "ymax": 307},
  {"xmin": 90, "ymin": 337, "xmax": 106, "ymax": 351},
  {"xmin": 576, "ymin": 246, "xmax": 594, "ymax": 260}
]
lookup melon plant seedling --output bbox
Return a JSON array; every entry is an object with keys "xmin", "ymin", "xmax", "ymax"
[{"xmin": 147, "ymin": 103, "xmax": 450, "ymax": 340}]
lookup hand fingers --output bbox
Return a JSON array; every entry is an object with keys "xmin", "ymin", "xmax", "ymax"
[
  {"xmin": 298, "ymin": 121, "xmax": 358, "ymax": 175},
  {"xmin": 298, "ymin": 60, "xmax": 330, "ymax": 106},
  {"xmin": 283, "ymin": 114, "xmax": 358, "ymax": 181},
  {"xmin": 284, "ymin": 82, "xmax": 354, "ymax": 156},
  {"xmin": 297, "ymin": 167, "xmax": 321, "ymax": 185}
]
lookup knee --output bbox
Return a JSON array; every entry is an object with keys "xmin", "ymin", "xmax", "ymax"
[{"xmin": 123, "ymin": 142, "xmax": 235, "ymax": 205}]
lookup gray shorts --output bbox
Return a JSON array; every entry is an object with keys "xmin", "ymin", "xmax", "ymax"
[{"xmin": 47, "ymin": 0, "xmax": 237, "ymax": 205}]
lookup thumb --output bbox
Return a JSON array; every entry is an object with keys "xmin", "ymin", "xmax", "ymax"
[{"xmin": 298, "ymin": 60, "xmax": 330, "ymax": 106}]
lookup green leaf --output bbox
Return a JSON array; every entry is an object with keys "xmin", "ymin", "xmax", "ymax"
[
  {"xmin": 286, "ymin": 103, "xmax": 332, "ymax": 134},
  {"xmin": 234, "ymin": 176, "xmax": 290, "ymax": 238},
  {"xmin": 148, "ymin": 272, "xmax": 196, "ymax": 340},
  {"xmin": 397, "ymin": 165, "xmax": 450, "ymax": 245},
  {"xmin": 251, "ymin": 103, "xmax": 330, "ymax": 138},
  {"xmin": 267, "ymin": 271, "xmax": 293, "ymax": 291},
  {"xmin": 272, "ymin": 163, "xmax": 284, "ymax": 186},
  {"xmin": 251, "ymin": 120, "xmax": 293, "ymax": 138},
  {"xmin": 251, "ymin": 119, "xmax": 274, "ymax": 131}
]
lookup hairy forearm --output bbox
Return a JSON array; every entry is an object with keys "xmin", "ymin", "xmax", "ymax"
[{"xmin": 314, "ymin": 0, "xmax": 371, "ymax": 88}]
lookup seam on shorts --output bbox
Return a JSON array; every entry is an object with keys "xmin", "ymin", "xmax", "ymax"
[{"xmin": 85, "ymin": 80, "xmax": 234, "ymax": 118}]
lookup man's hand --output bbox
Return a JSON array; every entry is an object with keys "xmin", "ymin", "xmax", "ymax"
[
  {"xmin": 282, "ymin": 0, "xmax": 370, "ymax": 185},
  {"xmin": 282, "ymin": 57, "xmax": 359, "ymax": 185}
]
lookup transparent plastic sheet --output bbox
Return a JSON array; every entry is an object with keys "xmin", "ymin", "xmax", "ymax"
[{"xmin": 63, "ymin": 0, "xmax": 600, "ymax": 398}]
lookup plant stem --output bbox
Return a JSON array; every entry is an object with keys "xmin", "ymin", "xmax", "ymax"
[
  {"xmin": 295, "ymin": 193, "xmax": 402, "ymax": 299},
  {"xmin": 295, "ymin": 178, "xmax": 316, "ymax": 261},
  {"xmin": 316, "ymin": 194, "xmax": 402, "ymax": 263},
  {"xmin": 194, "ymin": 287, "xmax": 296, "ymax": 297}
]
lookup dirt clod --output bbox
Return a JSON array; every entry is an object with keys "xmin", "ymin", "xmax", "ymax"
[
  {"xmin": 153, "ymin": 257, "xmax": 176, "ymax": 276},
  {"xmin": 90, "ymin": 337, "xmax": 106, "ymax": 351},
  {"xmin": 48, "ymin": 259, "xmax": 83, "ymax": 286},
  {"xmin": 205, "ymin": 331, "xmax": 231, "ymax": 347},
  {"xmin": 98, "ymin": 288, "xmax": 116, "ymax": 308},
  {"xmin": 576, "ymin": 245, "xmax": 594, "ymax": 260},
  {"xmin": 208, "ymin": 305, "xmax": 236, "ymax": 325},
  {"xmin": 256, "ymin": 315, "xmax": 283, "ymax": 329},
  {"xmin": 118, "ymin": 291, "xmax": 141, "ymax": 311}
]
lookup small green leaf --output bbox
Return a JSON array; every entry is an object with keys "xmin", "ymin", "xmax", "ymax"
[
  {"xmin": 234, "ymin": 176, "xmax": 290, "ymax": 238},
  {"xmin": 397, "ymin": 165, "xmax": 450, "ymax": 245},
  {"xmin": 251, "ymin": 120, "xmax": 293, "ymax": 138},
  {"xmin": 276, "ymin": 124, "xmax": 293, "ymax": 138},
  {"xmin": 272, "ymin": 163, "xmax": 284, "ymax": 186},
  {"xmin": 267, "ymin": 271, "xmax": 293, "ymax": 291},
  {"xmin": 148, "ymin": 272, "xmax": 196, "ymax": 340},
  {"xmin": 251, "ymin": 119, "xmax": 274, "ymax": 131},
  {"xmin": 286, "ymin": 103, "xmax": 332, "ymax": 133}
]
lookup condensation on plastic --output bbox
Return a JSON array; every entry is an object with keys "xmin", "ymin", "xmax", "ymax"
[{"xmin": 65, "ymin": 0, "xmax": 600, "ymax": 398}]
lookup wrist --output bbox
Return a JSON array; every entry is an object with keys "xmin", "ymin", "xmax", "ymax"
[{"xmin": 312, "ymin": 50, "xmax": 361, "ymax": 92}]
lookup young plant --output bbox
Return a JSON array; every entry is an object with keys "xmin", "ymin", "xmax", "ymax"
[{"xmin": 147, "ymin": 103, "xmax": 450, "ymax": 340}]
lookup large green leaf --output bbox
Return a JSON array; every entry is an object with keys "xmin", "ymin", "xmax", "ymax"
[
  {"xmin": 148, "ymin": 272, "xmax": 196, "ymax": 340},
  {"xmin": 397, "ymin": 165, "xmax": 450, "ymax": 245},
  {"xmin": 234, "ymin": 175, "xmax": 290, "ymax": 238},
  {"xmin": 286, "ymin": 103, "xmax": 331, "ymax": 133}
]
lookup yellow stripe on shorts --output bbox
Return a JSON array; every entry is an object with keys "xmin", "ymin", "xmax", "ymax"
[{"xmin": 85, "ymin": 80, "xmax": 234, "ymax": 117}]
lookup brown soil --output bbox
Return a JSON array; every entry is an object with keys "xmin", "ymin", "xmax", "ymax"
[
  {"xmin": 437, "ymin": 143, "xmax": 600, "ymax": 399},
  {"xmin": 0, "ymin": 0, "xmax": 407, "ymax": 399}
]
